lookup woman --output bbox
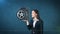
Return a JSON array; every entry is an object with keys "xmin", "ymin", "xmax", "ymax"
[{"xmin": 25, "ymin": 9, "xmax": 43, "ymax": 34}]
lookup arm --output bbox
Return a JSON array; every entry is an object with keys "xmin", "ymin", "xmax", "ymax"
[{"xmin": 25, "ymin": 20, "xmax": 33, "ymax": 30}]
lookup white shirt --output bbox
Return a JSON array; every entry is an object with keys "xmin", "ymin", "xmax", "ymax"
[
  {"xmin": 27, "ymin": 18, "xmax": 39, "ymax": 28},
  {"xmin": 33, "ymin": 20, "xmax": 37, "ymax": 28}
]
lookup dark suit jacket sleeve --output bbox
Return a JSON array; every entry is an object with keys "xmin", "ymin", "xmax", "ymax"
[{"xmin": 27, "ymin": 20, "xmax": 33, "ymax": 30}]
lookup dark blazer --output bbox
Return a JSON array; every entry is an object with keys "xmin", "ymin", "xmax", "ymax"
[{"xmin": 27, "ymin": 19, "xmax": 43, "ymax": 34}]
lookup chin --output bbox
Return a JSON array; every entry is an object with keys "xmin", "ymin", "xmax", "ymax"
[
  {"xmin": 32, "ymin": 16, "xmax": 33, "ymax": 18},
  {"xmin": 32, "ymin": 17, "xmax": 34, "ymax": 19}
]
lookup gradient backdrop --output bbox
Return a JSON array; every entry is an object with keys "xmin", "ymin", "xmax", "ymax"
[{"xmin": 0, "ymin": 0, "xmax": 60, "ymax": 34}]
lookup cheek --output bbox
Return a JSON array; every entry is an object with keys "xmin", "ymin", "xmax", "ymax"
[
  {"xmin": 32, "ymin": 11, "xmax": 36, "ymax": 17},
  {"xmin": 32, "ymin": 14, "xmax": 35, "ymax": 17}
]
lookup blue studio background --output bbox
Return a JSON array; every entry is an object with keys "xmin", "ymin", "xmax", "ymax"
[{"xmin": 0, "ymin": 0, "xmax": 60, "ymax": 34}]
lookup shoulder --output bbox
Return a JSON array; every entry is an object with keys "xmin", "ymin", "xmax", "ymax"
[{"xmin": 38, "ymin": 19, "xmax": 43, "ymax": 24}]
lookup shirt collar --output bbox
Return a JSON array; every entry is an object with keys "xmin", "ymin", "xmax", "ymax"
[{"xmin": 33, "ymin": 17, "xmax": 39, "ymax": 21}]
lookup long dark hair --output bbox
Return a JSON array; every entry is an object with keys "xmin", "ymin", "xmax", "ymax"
[
  {"xmin": 32, "ymin": 9, "xmax": 40, "ymax": 19},
  {"xmin": 32, "ymin": 9, "xmax": 43, "ymax": 24}
]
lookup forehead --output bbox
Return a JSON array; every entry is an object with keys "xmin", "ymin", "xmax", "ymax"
[{"xmin": 32, "ymin": 10, "xmax": 35, "ymax": 13}]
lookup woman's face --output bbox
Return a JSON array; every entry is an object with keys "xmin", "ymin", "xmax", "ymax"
[{"xmin": 32, "ymin": 10, "xmax": 37, "ymax": 18}]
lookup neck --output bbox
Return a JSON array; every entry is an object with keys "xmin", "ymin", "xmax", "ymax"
[
  {"xmin": 34, "ymin": 17, "xmax": 37, "ymax": 20},
  {"xmin": 33, "ymin": 17, "xmax": 39, "ymax": 21}
]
